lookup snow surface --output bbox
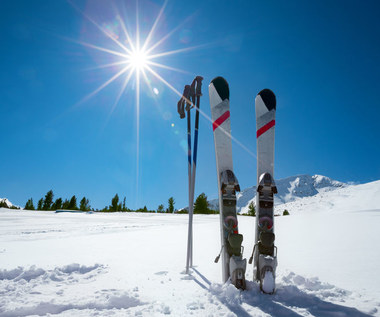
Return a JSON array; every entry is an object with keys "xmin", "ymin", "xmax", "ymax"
[{"xmin": 1, "ymin": 180, "xmax": 380, "ymax": 316}]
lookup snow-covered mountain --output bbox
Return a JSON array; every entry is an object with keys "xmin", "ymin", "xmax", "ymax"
[
  {"xmin": 0, "ymin": 198, "xmax": 18, "ymax": 209},
  {"xmin": 208, "ymin": 174, "xmax": 346, "ymax": 213}
]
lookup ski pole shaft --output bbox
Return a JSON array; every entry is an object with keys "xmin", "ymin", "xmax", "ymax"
[
  {"xmin": 181, "ymin": 85, "xmax": 192, "ymax": 274},
  {"xmin": 189, "ymin": 76, "xmax": 203, "ymax": 267}
]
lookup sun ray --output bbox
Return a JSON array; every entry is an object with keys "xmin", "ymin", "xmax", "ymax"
[
  {"xmin": 135, "ymin": 68, "xmax": 141, "ymax": 208},
  {"xmin": 115, "ymin": 14, "xmax": 136, "ymax": 52},
  {"xmin": 68, "ymin": 0, "xmax": 132, "ymax": 55},
  {"xmin": 144, "ymin": 13, "xmax": 195, "ymax": 55},
  {"xmin": 141, "ymin": 0, "xmax": 168, "ymax": 52},
  {"xmin": 140, "ymin": 68, "xmax": 155, "ymax": 96},
  {"xmin": 71, "ymin": 38, "xmax": 129, "ymax": 59},
  {"xmin": 101, "ymin": 67, "xmax": 135, "ymax": 132},
  {"xmin": 147, "ymin": 44, "xmax": 210, "ymax": 59},
  {"xmin": 84, "ymin": 60, "xmax": 129, "ymax": 71},
  {"xmin": 110, "ymin": 67, "xmax": 135, "ymax": 115},
  {"xmin": 77, "ymin": 64, "xmax": 132, "ymax": 106},
  {"xmin": 136, "ymin": 0, "xmax": 140, "ymax": 51},
  {"xmin": 146, "ymin": 60, "xmax": 191, "ymax": 74}
]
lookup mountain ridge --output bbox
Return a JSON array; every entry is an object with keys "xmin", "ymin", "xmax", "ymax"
[{"xmin": 208, "ymin": 174, "xmax": 347, "ymax": 213}]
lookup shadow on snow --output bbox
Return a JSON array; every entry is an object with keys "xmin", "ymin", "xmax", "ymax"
[{"xmin": 191, "ymin": 268, "xmax": 372, "ymax": 317}]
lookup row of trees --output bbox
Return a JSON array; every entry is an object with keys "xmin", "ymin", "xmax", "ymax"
[
  {"xmin": 24, "ymin": 190, "xmax": 91, "ymax": 211},
  {"xmin": 23, "ymin": 190, "xmax": 177, "ymax": 213}
]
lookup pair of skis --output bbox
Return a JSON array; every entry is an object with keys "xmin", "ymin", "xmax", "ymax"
[
  {"xmin": 209, "ymin": 77, "xmax": 278, "ymax": 294},
  {"xmin": 177, "ymin": 76, "xmax": 204, "ymax": 274}
]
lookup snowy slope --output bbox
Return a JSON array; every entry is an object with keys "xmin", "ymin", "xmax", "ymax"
[
  {"xmin": 0, "ymin": 179, "xmax": 380, "ymax": 316},
  {"xmin": 209, "ymin": 174, "xmax": 346, "ymax": 213}
]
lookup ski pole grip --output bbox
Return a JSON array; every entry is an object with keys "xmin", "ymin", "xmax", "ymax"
[
  {"xmin": 183, "ymin": 84, "xmax": 191, "ymax": 99},
  {"xmin": 184, "ymin": 85, "xmax": 191, "ymax": 111},
  {"xmin": 195, "ymin": 76, "xmax": 203, "ymax": 96},
  {"xmin": 190, "ymin": 78, "xmax": 196, "ymax": 98}
]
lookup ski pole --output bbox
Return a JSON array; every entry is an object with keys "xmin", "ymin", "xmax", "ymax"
[
  {"xmin": 189, "ymin": 76, "xmax": 203, "ymax": 267},
  {"xmin": 178, "ymin": 84, "xmax": 193, "ymax": 274}
]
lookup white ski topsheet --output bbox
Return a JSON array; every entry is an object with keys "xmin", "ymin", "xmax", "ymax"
[
  {"xmin": 209, "ymin": 83, "xmax": 233, "ymax": 175},
  {"xmin": 255, "ymin": 93, "xmax": 276, "ymax": 181},
  {"xmin": 209, "ymin": 79, "xmax": 234, "ymax": 283}
]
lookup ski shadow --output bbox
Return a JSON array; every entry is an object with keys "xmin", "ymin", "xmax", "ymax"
[
  {"xmin": 192, "ymin": 268, "xmax": 253, "ymax": 317},
  {"xmin": 192, "ymin": 268, "xmax": 301, "ymax": 317},
  {"xmin": 243, "ymin": 280, "xmax": 373, "ymax": 317},
  {"xmin": 192, "ymin": 268, "xmax": 372, "ymax": 317}
]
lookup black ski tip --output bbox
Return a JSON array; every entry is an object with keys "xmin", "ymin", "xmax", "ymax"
[
  {"xmin": 211, "ymin": 76, "xmax": 229, "ymax": 101},
  {"xmin": 257, "ymin": 89, "xmax": 276, "ymax": 111}
]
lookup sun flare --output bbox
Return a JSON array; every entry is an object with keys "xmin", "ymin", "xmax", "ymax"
[
  {"xmin": 69, "ymin": 0, "xmax": 207, "ymax": 207},
  {"xmin": 128, "ymin": 49, "xmax": 148, "ymax": 71}
]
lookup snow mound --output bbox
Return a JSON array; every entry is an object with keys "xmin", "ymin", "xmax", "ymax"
[{"xmin": 0, "ymin": 263, "xmax": 105, "ymax": 282}]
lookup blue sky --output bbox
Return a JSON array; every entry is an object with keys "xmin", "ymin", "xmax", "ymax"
[{"xmin": 1, "ymin": 0, "xmax": 379, "ymax": 210}]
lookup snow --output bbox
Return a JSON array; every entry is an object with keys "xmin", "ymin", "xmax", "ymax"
[
  {"xmin": 1, "ymin": 179, "xmax": 380, "ymax": 316},
  {"xmin": 261, "ymin": 271, "xmax": 275, "ymax": 294}
]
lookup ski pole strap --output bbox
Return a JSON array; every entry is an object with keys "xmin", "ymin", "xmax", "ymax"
[{"xmin": 178, "ymin": 85, "xmax": 191, "ymax": 118}]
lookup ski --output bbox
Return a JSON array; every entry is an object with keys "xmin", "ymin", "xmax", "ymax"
[
  {"xmin": 249, "ymin": 88, "xmax": 278, "ymax": 294},
  {"xmin": 209, "ymin": 77, "xmax": 246, "ymax": 290}
]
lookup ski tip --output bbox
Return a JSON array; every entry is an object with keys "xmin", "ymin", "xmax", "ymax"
[
  {"xmin": 257, "ymin": 89, "xmax": 276, "ymax": 111},
  {"xmin": 210, "ymin": 76, "xmax": 229, "ymax": 101}
]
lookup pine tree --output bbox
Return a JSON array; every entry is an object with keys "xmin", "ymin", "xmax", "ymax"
[
  {"xmin": 122, "ymin": 196, "xmax": 127, "ymax": 211},
  {"xmin": 110, "ymin": 194, "xmax": 120, "ymax": 211},
  {"xmin": 62, "ymin": 199, "xmax": 70, "ymax": 209},
  {"xmin": 68, "ymin": 195, "xmax": 78, "ymax": 210},
  {"xmin": 168, "ymin": 197, "xmax": 175, "ymax": 213},
  {"xmin": 52, "ymin": 198, "xmax": 63, "ymax": 211},
  {"xmin": 194, "ymin": 193, "xmax": 209, "ymax": 214},
  {"xmin": 24, "ymin": 198, "xmax": 35, "ymax": 210},
  {"xmin": 248, "ymin": 201, "xmax": 256, "ymax": 217},
  {"xmin": 80, "ymin": 197, "xmax": 90, "ymax": 211},
  {"xmin": 37, "ymin": 198, "xmax": 44, "ymax": 210},
  {"xmin": 157, "ymin": 204, "xmax": 164, "ymax": 213},
  {"xmin": 42, "ymin": 190, "xmax": 54, "ymax": 210}
]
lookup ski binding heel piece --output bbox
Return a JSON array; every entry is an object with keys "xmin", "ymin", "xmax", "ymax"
[
  {"xmin": 221, "ymin": 170, "xmax": 240, "ymax": 193},
  {"xmin": 258, "ymin": 254, "xmax": 277, "ymax": 294},
  {"xmin": 230, "ymin": 255, "xmax": 247, "ymax": 290},
  {"xmin": 257, "ymin": 172, "xmax": 277, "ymax": 194}
]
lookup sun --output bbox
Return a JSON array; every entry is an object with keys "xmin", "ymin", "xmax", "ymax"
[{"xmin": 128, "ymin": 48, "xmax": 148, "ymax": 71}]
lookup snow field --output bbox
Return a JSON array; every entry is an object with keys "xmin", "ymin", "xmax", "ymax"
[{"xmin": 1, "ymin": 181, "xmax": 380, "ymax": 317}]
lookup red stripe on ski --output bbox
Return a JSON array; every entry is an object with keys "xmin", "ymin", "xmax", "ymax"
[
  {"xmin": 213, "ymin": 111, "xmax": 230, "ymax": 131},
  {"xmin": 257, "ymin": 120, "xmax": 275, "ymax": 138}
]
